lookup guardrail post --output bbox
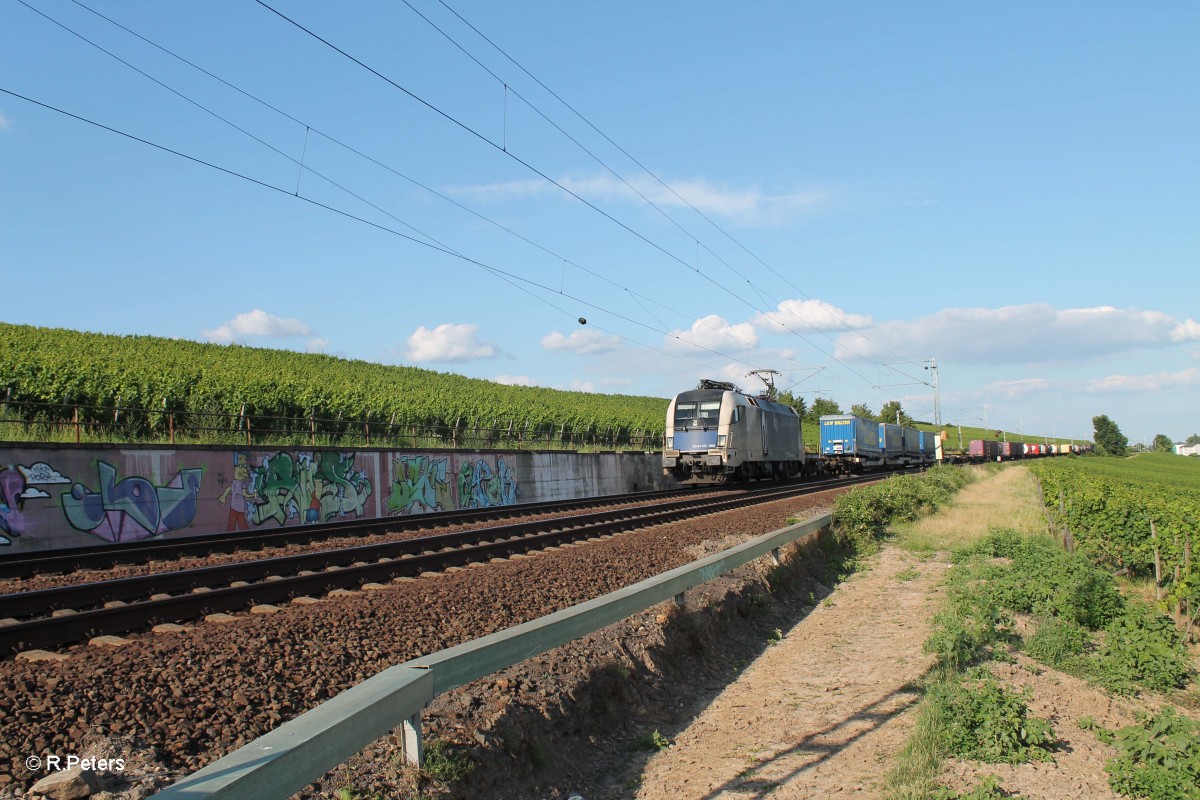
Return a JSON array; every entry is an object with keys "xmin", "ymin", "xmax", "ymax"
[
  {"xmin": 674, "ymin": 592, "xmax": 685, "ymax": 607},
  {"xmin": 400, "ymin": 712, "xmax": 424, "ymax": 767},
  {"xmin": 770, "ymin": 547, "xmax": 782, "ymax": 566}
]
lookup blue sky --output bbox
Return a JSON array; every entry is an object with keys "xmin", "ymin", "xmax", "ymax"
[{"xmin": 1, "ymin": 1, "xmax": 1197, "ymax": 444}]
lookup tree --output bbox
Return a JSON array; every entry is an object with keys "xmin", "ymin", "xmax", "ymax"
[
  {"xmin": 1187, "ymin": 433, "xmax": 1200, "ymax": 445},
  {"xmin": 1152, "ymin": 434, "xmax": 1175, "ymax": 452},
  {"xmin": 1092, "ymin": 415, "xmax": 1128, "ymax": 457},
  {"xmin": 879, "ymin": 400, "xmax": 914, "ymax": 426},
  {"xmin": 850, "ymin": 403, "xmax": 874, "ymax": 420},
  {"xmin": 810, "ymin": 398, "xmax": 842, "ymax": 420}
]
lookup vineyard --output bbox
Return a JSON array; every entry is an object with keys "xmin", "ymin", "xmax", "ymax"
[
  {"xmin": 1029, "ymin": 454, "xmax": 1199, "ymax": 629},
  {"xmin": 0, "ymin": 322, "xmax": 669, "ymax": 449}
]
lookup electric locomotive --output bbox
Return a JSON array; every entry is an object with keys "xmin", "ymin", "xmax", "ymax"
[{"xmin": 662, "ymin": 379, "xmax": 806, "ymax": 484}]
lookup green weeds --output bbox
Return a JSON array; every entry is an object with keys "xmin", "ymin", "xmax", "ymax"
[
  {"xmin": 1104, "ymin": 708, "xmax": 1200, "ymax": 800},
  {"xmin": 931, "ymin": 670, "xmax": 1055, "ymax": 763}
]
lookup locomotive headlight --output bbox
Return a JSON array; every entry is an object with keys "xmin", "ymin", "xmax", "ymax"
[
  {"xmin": 717, "ymin": 434, "xmax": 727, "ymax": 447},
  {"xmin": 666, "ymin": 437, "xmax": 673, "ymax": 448}
]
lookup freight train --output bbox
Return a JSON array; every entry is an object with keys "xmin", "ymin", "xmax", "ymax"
[{"xmin": 662, "ymin": 379, "xmax": 1083, "ymax": 484}]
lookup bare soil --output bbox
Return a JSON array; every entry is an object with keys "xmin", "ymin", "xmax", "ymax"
[{"xmin": 636, "ymin": 545, "xmax": 946, "ymax": 799}]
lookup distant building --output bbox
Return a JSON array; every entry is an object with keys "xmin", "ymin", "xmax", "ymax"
[{"xmin": 1175, "ymin": 442, "xmax": 1200, "ymax": 456}]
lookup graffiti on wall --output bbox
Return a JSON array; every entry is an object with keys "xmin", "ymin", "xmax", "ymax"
[
  {"xmin": 61, "ymin": 461, "xmax": 203, "ymax": 543},
  {"xmin": 387, "ymin": 455, "xmax": 454, "ymax": 515},
  {"xmin": 458, "ymin": 457, "xmax": 519, "ymax": 509},
  {"xmin": 386, "ymin": 454, "xmax": 519, "ymax": 514},
  {"xmin": 220, "ymin": 451, "xmax": 372, "ymax": 529},
  {"xmin": 1, "ymin": 462, "xmax": 72, "ymax": 544}
]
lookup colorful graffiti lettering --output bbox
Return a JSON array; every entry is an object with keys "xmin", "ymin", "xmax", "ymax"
[
  {"xmin": 457, "ymin": 457, "xmax": 519, "ymax": 509},
  {"xmin": 62, "ymin": 461, "xmax": 203, "ymax": 543},
  {"xmin": 1, "ymin": 469, "xmax": 29, "ymax": 543},
  {"xmin": 387, "ymin": 455, "xmax": 454, "ymax": 515},
  {"xmin": 246, "ymin": 451, "xmax": 372, "ymax": 527},
  {"xmin": 1, "ymin": 461, "xmax": 71, "ymax": 543}
]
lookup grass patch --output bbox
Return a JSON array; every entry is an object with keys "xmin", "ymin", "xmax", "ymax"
[
  {"xmin": 892, "ymin": 466, "xmax": 1046, "ymax": 554},
  {"xmin": 421, "ymin": 739, "xmax": 475, "ymax": 784}
]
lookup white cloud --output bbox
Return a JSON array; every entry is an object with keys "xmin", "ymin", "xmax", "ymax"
[
  {"xmin": 568, "ymin": 379, "xmax": 596, "ymax": 392},
  {"xmin": 752, "ymin": 298, "xmax": 873, "ymax": 334},
  {"xmin": 1085, "ymin": 367, "xmax": 1200, "ymax": 394},
  {"xmin": 305, "ymin": 338, "xmax": 330, "ymax": 353},
  {"xmin": 0, "ymin": 110, "xmax": 11, "ymax": 130},
  {"xmin": 982, "ymin": 377, "xmax": 1056, "ymax": 401},
  {"xmin": 1171, "ymin": 319, "xmax": 1200, "ymax": 342},
  {"xmin": 834, "ymin": 304, "xmax": 1200, "ymax": 364},
  {"xmin": 405, "ymin": 323, "xmax": 498, "ymax": 362},
  {"xmin": 666, "ymin": 314, "xmax": 759, "ymax": 353},
  {"xmin": 494, "ymin": 374, "xmax": 534, "ymax": 386},
  {"xmin": 541, "ymin": 329, "xmax": 621, "ymax": 355},
  {"xmin": 19, "ymin": 487, "xmax": 50, "ymax": 500},
  {"xmin": 450, "ymin": 173, "xmax": 827, "ymax": 226},
  {"xmin": 202, "ymin": 309, "xmax": 313, "ymax": 344}
]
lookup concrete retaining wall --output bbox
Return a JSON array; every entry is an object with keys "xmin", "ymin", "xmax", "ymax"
[{"xmin": 0, "ymin": 443, "xmax": 673, "ymax": 554}]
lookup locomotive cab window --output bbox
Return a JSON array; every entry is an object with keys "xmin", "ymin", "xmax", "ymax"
[
  {"xmin": 674, "ymin": 402, "xmax": 697, "ymax": 427},
  {"xmin": 698, "ymin": 401, "xmax": 721, "ymax": 425}
]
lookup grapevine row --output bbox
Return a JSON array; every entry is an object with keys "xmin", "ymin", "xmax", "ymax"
[{"xmin": 0, "ymin": 323, "xmax": 669, "ymax": 445}]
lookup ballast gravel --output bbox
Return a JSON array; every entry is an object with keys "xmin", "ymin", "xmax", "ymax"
[{"xmin": 0, "ymin": 486, "xmax": 854, "ymax": 793}]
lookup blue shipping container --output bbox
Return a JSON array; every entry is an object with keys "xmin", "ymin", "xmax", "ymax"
[
  {"xmin": 820, "ymin": 415, "xmax": 881, "ymax": 457},
  {"xmin": 878, "ymin": 423, "xmax": 904, "ymax": 458}
]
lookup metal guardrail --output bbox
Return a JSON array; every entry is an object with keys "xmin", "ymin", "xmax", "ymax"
[{"xmin": 150, "ymin": 512, "xmax": 833, "ymax": 799}]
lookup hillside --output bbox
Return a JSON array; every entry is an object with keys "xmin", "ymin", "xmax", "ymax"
[{"xmin": 0, "ymin": 322, "xmax": 668, "ymax": 446}]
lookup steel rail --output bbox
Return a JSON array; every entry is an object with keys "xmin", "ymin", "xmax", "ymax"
[
  {"xmin": 0, "ymin": 485, "xmax": 720, "ymax": 580},
  {"xmin": 0, "ymin": 474, "xmax": 880, "ymax": 655}
]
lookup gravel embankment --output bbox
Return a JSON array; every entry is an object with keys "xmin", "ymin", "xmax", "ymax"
[{"xmin": 0, "ymin": 487, "xmax": 848, "ymax": 794}]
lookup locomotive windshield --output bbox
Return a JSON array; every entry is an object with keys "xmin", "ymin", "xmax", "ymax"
[
  {"xmin": 676, "ymin": 400, "xmax": 721, "ymax": 428},
  {"xmin": 674, "ymin": 402, "xmax": 697, "ymax": 427}
]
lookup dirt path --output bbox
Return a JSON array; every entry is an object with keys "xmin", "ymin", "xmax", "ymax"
[{"xmin": 636, "ymin": 545, "xmax": 948, "ymax": 799}]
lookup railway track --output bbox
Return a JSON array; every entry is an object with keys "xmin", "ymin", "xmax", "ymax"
[
  {"xmin": 0, "ymin": 485, "xmax": 715, "ymax": 581},
  {"xmin": 0, "ymin": 474, "xmax": 883, "ymax": 656}
]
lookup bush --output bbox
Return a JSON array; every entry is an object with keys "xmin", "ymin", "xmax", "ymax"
[
  {"xmin": 834, "ymin": 468, "xmax": 974, "ymax": 544},
  {"xmin": 952, "ymin": 527, "xmax": 1026, "ymax": 562},
  {"xmin": 980, "ymin": 534, "xmax": 1124, "ymax": 630},
  {"xmin": 1098, "ymin": 604, "xmax": 1194, "ymax": 693},
  {"xmin": 931, "ymin": 671, "xmax": 1056, "ymax": 764},
  {"xmin": 1105, "ymin": 707, "xmax": 1200, "ymax": 800},
  {"xmin": 925, "ymin": 582, "xmax": 1008, "ymax": 669}
]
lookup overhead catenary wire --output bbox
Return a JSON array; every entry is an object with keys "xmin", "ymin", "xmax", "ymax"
[
  {"xmin": 50, "ymin": 0, "xmax": 934, "ymax": 414},
  {"xmin": 250, "ymin": 0, "xmax": 937, "ymax": 416},
  {"xmin": 23, "ymin": 2, "xmax": 936, "ymax": 417},
  {"xmin": 428, "ymin": 0, "xmax": 932, "ymax": 382},
  {"xmin": 46, "ymin": 0, "xmax": 829, "ymax": 383},
  {"xmin": 0, "ymin": 86, "xmax": 785, "ymax": 383},
  {"xmin": 398, "ymin": 0, "xmax": 937, "ymax": 393}
]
